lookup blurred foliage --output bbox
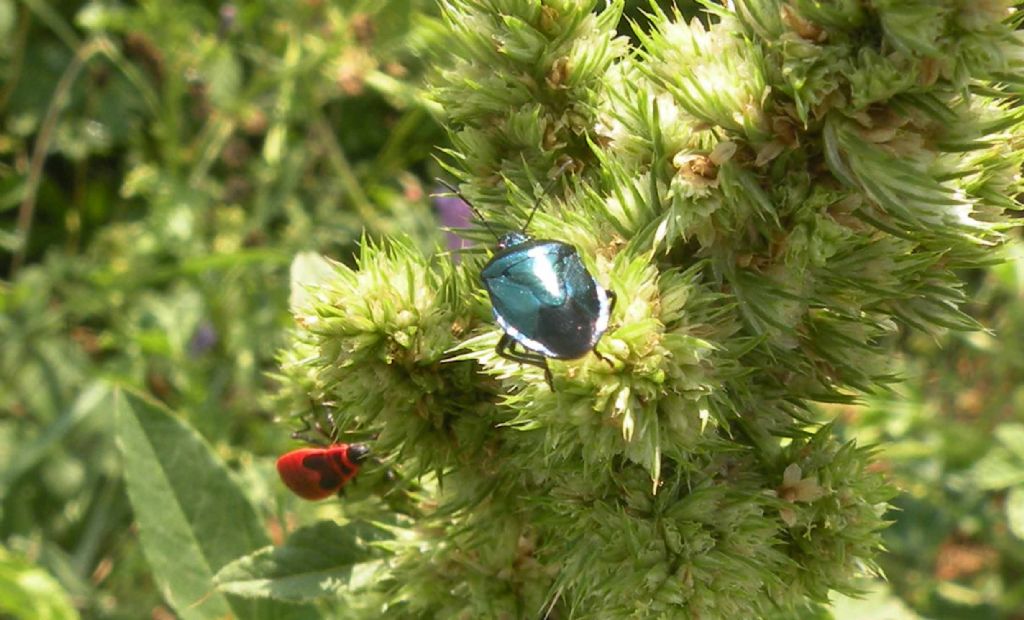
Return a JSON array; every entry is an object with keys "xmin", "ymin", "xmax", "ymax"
[
  {"xmin": 1, "ymin": 0, "xmax": 1023, "ymax": 617},
  {"xmin": 0, "ymin": 544, "xmax": 79, "ymax": 620},
  {"xmin": 833, "ymin": 244, "xmax": 1024, "ymax": 620},
  {"xmin": 1, "ymin": 0, "xmax": 444, "ymax": 616}
]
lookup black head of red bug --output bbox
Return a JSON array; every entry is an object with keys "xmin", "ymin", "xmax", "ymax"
[{"xmin": 346, "ymin": 443, "xmax": 371, "ymax": 464}]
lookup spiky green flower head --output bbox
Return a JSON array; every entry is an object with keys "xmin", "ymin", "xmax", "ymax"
[
  {"xmin": 637, "ymin": 13, "xmax": 772, "ymax": 141},
  {"xmin": 770, "ymin": 428, "xmax": 894, "ymax": 604},
  {"xmin": 727, "ymin": 0, "xmax": 1024, "ymax": 119},
  {"xmin": 434, "ymin": 0, "xmax": 627, "ymax": 223},
  {"xmin": 282, "ymin": 241, "xmax": 497, "ymax": 477}
]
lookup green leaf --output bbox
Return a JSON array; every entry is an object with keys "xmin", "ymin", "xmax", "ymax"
[
  {"xmin": 204, "ymin": 46, "xmax": 242, "ymax": 108},
  {"xmin": 0, "ymin": 546, "xmax": 79, "ymax": 620},
  {"xmin": 289, "ymin": 252, "xmax": 338, "ymax": 315},
  {"xmin": 115, "ymin": 389, "xmax": 315, "ymax": 620},
  {"xmin": 214, "ymin": 520, "xmax": 390, "ymax": 603},
  {"xmin": 971, "ymin": 447, "xmax": 1024, "ymax": 491},
  {"xmin": 1007, "ymin": 486, "xmax": 1024, "ymax": 541},
  {"xmin": 995, "ymin": 424, "xmax": 1024, "ymax": 461}
]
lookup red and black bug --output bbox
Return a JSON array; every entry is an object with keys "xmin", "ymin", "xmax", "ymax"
[{"xmin": 276, "ymin": 443, "xmax": 370, "ymax": 501}]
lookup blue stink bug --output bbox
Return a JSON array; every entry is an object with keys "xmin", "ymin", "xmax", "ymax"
[{"xmin": 438, "ymin": 170, "xmax": 616, "ymax": 388}]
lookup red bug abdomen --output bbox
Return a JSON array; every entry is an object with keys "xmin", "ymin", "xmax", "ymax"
[{"xmin": 276, "ymin": 444, "xmax": 368, "ymax": 501}]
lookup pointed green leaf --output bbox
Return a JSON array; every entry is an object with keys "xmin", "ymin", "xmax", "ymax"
[
  {"xmin": 214, "ymin": 520, "xmax": 391, "ymax": 603},
  {"xmin": 289, "ymin": 252, "xmax": 338, "ymax": 315},
  {"xmin": 115, "ymin": 389, "xmax": 315, "ymax": 620}
]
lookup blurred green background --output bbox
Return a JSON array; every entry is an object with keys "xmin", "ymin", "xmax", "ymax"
[{"xmin": 1, "ymin": 1, "xmax": 1022, "ymax": 619}]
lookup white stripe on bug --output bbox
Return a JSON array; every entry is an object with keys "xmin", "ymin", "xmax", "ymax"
[{"xmin": 493, "ymin": 311, "xmax": 559, "ymax": 358}]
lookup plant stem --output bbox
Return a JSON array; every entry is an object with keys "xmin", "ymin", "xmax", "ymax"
[{"xmin": 10, "ymin": 38, "xmax": 102, "ymax": 277}]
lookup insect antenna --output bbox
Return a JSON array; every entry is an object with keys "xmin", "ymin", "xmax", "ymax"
[
  {"xmin": 435, "ymin": 178, "xmax": 501, "ymax": 242},
  {"xmin": 521, "ymin": 160, "xmax": 574, "ymax": 234}
]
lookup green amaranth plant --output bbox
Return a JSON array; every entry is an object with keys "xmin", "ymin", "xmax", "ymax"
[{"xmin": 271, "ymin": 1, "xmax": 1024, "ymax": 617}]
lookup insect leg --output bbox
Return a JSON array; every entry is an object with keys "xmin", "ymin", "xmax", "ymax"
[
  {"xmin": 291, "ymin": 416, "xmax": 329, "ymax": 446},
  {"xmin": 496, "ymin": 334, "xmax": 548, "ymax": 366},
  {"xmin": 290, "ymin": 416, "xmax": 312, "ymax": 441},
  {"xmin": 592, "ymin": 347, "xmax": 614, "ymax": 368},
  {"xmin": 496, "ymin": 335, "xmax": 555, "ymax": 390}
]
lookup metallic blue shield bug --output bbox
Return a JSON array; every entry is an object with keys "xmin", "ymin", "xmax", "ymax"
[{"xmin": 438, "ymin": 175, "xmax": 616, "ymax": 388}]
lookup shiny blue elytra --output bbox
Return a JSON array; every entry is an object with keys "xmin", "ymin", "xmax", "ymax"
[{"xmin": 437, "ymin": 177, "xmax": 616, "ymax": 388}]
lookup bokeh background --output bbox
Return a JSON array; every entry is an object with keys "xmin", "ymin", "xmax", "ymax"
[{"xmin": 1, "ymin": 1, "xmax": 1022, "ymax": 618}]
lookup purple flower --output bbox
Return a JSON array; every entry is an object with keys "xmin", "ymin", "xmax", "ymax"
[
  {"xmin": 189, "ymin": 322, "xmax": 218, "ymax": 357},
  {"xmin": 434, "ymin": 191, "xmax": 474, "ymax": 258}
]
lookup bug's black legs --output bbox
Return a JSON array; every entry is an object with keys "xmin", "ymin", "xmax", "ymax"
[
  {"xmin": 291, "ymin": 407, "xmax": 337, "ymax": 446},
  {"xmin": 290, "ymin": 416, "xmax": 312, "ymax": 441},
  {"xmin": 496, "ymin": 334, "xmax": 547, "ymax": 367},
  {"xmin": 593, "ymin": 347, "xmax": 614, "ymax": 367},
  {"xmin": 291, "ymin": 417, "xmax": 330, "ymax": 446},
  {"xmin": 496, "ymin": 334, "xmax": 555, "ymax": 390}
]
